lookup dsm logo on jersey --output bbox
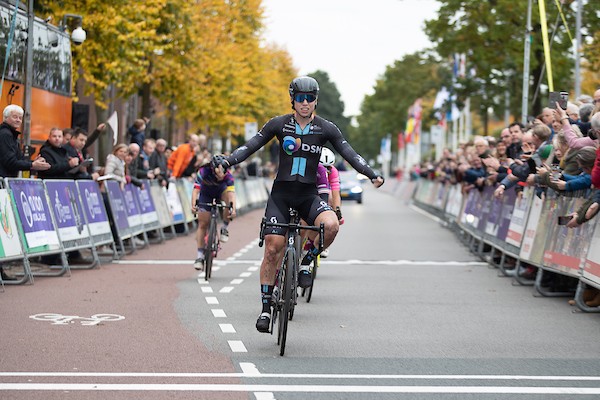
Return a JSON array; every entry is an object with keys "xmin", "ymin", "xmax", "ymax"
[
  {"xmin": 282, "ymin": 136, "xmax": 301, "ymax": 155},
  {"xmin": 282, "ymin": 136, "xmax": 322, "ymax": 155}
]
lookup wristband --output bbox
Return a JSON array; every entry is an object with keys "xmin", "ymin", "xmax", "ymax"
[{"xmin": 561, "ymin": 117, "xmax": 569, "ymax": 121}]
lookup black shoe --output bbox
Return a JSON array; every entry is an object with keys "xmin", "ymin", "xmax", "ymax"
[
  {"xmin": 298, "ymin": 269, "xmax": 313, "ymax": 288},
  {"xmin": 256, "ymin": 312, "xmax": 270, "ymax": 333}
]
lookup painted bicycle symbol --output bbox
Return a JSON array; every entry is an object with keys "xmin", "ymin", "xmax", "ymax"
[{"xmin": 29, "ymin": 313, "xmax": 125, "ymax": 326}]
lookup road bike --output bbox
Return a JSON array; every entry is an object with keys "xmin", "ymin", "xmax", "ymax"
[
  {"xmin": 197, "ymin": 199, "xmax": 232, "ymax": 281},
  {"xmin": 259, "ymin": 208, "xmax": 324, "ymax": 356}
]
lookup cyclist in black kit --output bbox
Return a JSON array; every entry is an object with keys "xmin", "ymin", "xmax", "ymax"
[{"xmin": 217, "ymin": 76, "xmax": 384, "ymax": 333}]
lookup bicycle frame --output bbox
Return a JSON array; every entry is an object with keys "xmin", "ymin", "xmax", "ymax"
[
  {"xmin": 259, "ymin": 208, "xmax": 325, "ymax": 356},
  {"xmin": 197, "ymin": 199, "xmax": 232, "ymax": 281}
]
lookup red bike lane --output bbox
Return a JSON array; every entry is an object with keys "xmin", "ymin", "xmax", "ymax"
[{"xmin": 0, "ymin": 208, "xmax": 265, "ymax": 400}]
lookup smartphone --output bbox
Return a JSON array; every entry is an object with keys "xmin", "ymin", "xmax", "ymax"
[
  {"xmin": 549, "ymin": 91, "xmax": 568, "ymax": 110},
  {"xmin": 557, "ymin": 216, "xmax": 571, "ymax": 225},
  {"xmin": 479, "ymin": 150, "xmax": 491, "ymax": 159}
]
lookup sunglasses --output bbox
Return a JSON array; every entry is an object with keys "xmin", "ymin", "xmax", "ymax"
[{"xmin": 294, "ymin": 93, "xmax": 317, "ymax": 103}]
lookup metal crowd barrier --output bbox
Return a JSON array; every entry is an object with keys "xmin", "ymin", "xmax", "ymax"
[
  {"xmin": 0, "ymin": 176, "xmax": 271, "ymax": 287},
  {"xmin": 409, "ymin": 179, "xmax": 600, "ymax": 313}
]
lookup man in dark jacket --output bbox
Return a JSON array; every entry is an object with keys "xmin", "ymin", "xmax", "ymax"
[
  {"xmin": 63, "ymin": 128, "xmax": 98, "ymax": 180},
  {"xmin": 0, "ymin": 105, "xmax": 50, "ymax": 281},
  {"xmin": 37, "ymin": 128, "xmax": 80, "ymax": 179},
  {"xmin": 0, "ymin": 105, "xmax": 50, "ymax": 178},
  {"xmin": 149, "ymin": 138, "xmax": 169, "ymax": 186}
]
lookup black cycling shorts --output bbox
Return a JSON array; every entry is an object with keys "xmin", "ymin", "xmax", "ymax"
[{"xmin": 264, "ymin": 181, "xmax": 332, "ymax": 236}]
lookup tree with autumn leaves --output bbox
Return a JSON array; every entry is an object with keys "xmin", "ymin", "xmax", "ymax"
[{"xmin": 36, "ymin": 0, "xmax": 296, "ymax": 143}]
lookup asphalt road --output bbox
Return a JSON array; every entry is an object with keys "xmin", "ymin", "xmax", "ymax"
[{"xmin": 1, "ymin": 182, "xmax": 600, "ymax": 399}]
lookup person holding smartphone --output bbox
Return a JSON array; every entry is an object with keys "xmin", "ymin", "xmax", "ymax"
[{"xmin": 494, "ymin": 126, "xmax": 550, "ymax": 198}]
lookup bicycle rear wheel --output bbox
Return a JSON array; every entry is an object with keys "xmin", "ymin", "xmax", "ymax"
[
  {"xmin": 278, "ymin": 249, "xmax": 294, "ymax": 356},
  {"xmin": 204, "ymin": 217, "xmax": 217, "ymax": 281},
  {"xmin": 306, "ymin": 255, "xmax": 318, "ymax": 303}
]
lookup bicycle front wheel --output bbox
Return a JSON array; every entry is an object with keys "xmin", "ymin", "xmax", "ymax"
[
  {"xmin": 278, "ymin": 248, "xmax": 294, "ymax": 356},
  {"xmin": 204, "ymin": 217, "xmax": 217, "ymax": 281}
]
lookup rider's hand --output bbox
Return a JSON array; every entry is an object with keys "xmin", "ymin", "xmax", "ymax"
[{"xmin": 372, "ymin": 175, "xmax": 384, "ymax": 188}]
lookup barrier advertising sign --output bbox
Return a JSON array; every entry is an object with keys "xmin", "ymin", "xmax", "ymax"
[
  {"xmin": 177, "ymin": 180, "xmax": 195, "ymax": 223},
  {"xmin": 149, "ymin": 182, "xmax": 173, "ymax": 228},
  {"xmin": 506, "ymin": 187, "xmax": 533, "ymax": 247},
  {"xmin": 496, "ymin": 188, "xmax": 516, "ymax": 242},
  {"xmin": 123, "ymin": 184, "xmax": 144, "ymax": 235},
  {"xmin": 138, "ymin": 181, "xmax": 160, "ymax": 227},
  {"xmin": 543, "ymin": 197, "xmax": 595, "ymax": 276},
  {"xmin": 76, "ymin": 180, "xmax": 113, "ymax": 244},
  {"xmin": 165, "ymin": 182, "xmax": 184, "ymax": 223},
  {"xmin": 0, "ymin": 189, "xmax": 23, "ymax": 258},
  {"xmin": 7, "ymin": 178, "xmax": 60, "ymax": 252},
  {"xmin": 45, "ymin": 180, "xmax": 89, "ymax": 249},
  {"xmin": 584, "ymin": 222, "xmax": 600, "ymax": 287},
  {"xmin": 105, "ymin": 180, "xmax": 131, "ymax": 238}
]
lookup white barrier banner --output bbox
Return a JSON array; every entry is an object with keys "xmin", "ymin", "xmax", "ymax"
[{"xmin": 0, "ymin": 189, "xmax": 22, "ymax": 258}]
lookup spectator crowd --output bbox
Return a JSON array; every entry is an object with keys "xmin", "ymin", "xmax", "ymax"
[{"xmin": 413, "ymin": 89, "xmax": 600, "ymax": 306}]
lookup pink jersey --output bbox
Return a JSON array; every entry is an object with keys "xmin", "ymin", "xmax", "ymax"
[
  {"xmin": 327, "ymin": 165, "xmax": 340, "ymax": 191},
  {"xmin": 316, "ymin": 164, "xmax": 330, "ymax": 195}
]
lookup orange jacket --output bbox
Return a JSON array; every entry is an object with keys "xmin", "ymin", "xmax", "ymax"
[{"xmin": 167, "ymin": 143, "xmax": 195, "ymax": 178}]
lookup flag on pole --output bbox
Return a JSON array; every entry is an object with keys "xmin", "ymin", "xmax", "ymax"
[{"xmin": 106, "ymin": 111, "xmax": 119, "ymax": 145}]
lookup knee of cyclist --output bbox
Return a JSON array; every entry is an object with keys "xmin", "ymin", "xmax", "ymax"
[
  {"xmin": 263, "ymin": 245, "xmax": 282, "ymax": 262},
  {"xmin": 324, "ymin": 220, "xmax": 339, "ymax": 237}
]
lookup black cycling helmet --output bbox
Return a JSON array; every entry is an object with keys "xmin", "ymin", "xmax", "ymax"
[
  {"xmin": 211, "ymin": 154, "xmax": 227, "ymax": 170},
  {"xmin": 288, "ymin": 76, "xmax": 319, "ymax": 98}
]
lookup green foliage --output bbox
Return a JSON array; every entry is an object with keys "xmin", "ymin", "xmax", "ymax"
[
  {"xmin": 350, "ymin": 52, "xmax": 442, "ymax": 160},
  {"xmin": 309, "ymin": 70, "xmax": 350, "ymax": 135},
  {"xmin": 424, "ymin": 0, "xmax": 600, "ymax": 123},
  {"xmin": 37, "ymin": 0, "xmax": 296, "ymax": 137}
]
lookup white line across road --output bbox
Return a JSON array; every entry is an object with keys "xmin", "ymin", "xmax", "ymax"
[
  {"xmin": 2, "ymin": 371, "xmax": 600, "ymax": 381},
  {"xmin": 114, "ymin": 259, "xmax": 486, "ymax": 266},
  {"xmin": 3, "ymin": 369, "xmax": 600, "ymax": 395},
  {"xmin": 1, "ymin": 383, "xmax": 600, "ymax": 395}
]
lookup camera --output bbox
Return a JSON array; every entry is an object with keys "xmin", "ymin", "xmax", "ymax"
[
  {"xmin": 71, "ymin": 27, "xmax": 86, "ymax": 45},
  {"xmin": 548, "ymin": 91, "xmax": 568, "ymax": 110},
  {"xmin": 588, "ymin": 129, "xmax": 598, "ymax": 141}
]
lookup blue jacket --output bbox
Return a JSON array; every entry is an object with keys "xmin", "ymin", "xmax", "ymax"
[{"xmin": 562, "ymin": 172, "xmax": 591, "ymax": 192}]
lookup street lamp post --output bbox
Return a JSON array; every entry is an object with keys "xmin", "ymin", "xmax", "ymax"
[{"xmin": 22, "ymin": 0, "xmax": 34, "ymax": 158}]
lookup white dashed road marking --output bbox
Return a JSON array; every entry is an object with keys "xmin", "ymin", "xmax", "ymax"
[
  {"xmin": 228, "ymin": 340, "xmax": 247, "ymax": 352},
  {"xmin": 219, "ymin": 324, "xmax": 236, "ymax": 333},
  {"xmin": 211, "ymin": 309, "xmax": 226, "ymax": 318},
  {"xmin": 205, "ymin": 297, "xmax": 219, "ymax": 305}
]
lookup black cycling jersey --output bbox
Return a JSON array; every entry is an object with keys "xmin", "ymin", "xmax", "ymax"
[{"xmin": 226, "ymin": 114, "xmax": 378, "ymax": 183}]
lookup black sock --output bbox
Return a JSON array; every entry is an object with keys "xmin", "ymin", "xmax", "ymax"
[
  {"xmin": 302, "ymin": 246, "xmax": 319, "ymax": 264},
  {"xmin": 261, "ymin": 284, "xmax": 273, "ymax": 313}
]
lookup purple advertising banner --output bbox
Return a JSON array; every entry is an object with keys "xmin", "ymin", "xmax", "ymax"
[
  {"xmin": 123, "ymin": 184, "xmax": 143, "ymax": 229},
  {"xmin": 496, "ymin": 188, "xmax": 516, "ymax": 242},
  {"xmin": 76, "ymin": 180, "xmax": 109, "ymax": 224},
  {"xmin": 477, "ymin": 186, "xmax": 495, "ymax": 231},
  {"xmin": 105, "ymin": 180, "xmax": 130, "ymax": 231},
  {"xmin": 8, "ymin": 178, "xmax": 59, "ymax": 250},
  {"xmin": 45, "ymin": 180, "xmax": 88, "ymax": 241},
  {"xmin": 139, "ymin": 180, "xmax": 156, "ymax": 213},
  {"xmin": 138, "ymin": 180, "xmax": 159, "ymax": 225}
]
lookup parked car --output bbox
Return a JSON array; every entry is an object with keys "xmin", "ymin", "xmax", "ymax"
[{"xmin": 339, "ymin": 170, "xmax": 363, "ymax": 204}]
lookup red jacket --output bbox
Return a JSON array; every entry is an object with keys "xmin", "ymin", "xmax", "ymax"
[
  {"xmin": 591, "ymin": 147, "xmax": 600, "ymax": 188},
  {"xmin": 167, "ymin": 143, "xmax": 195, "ymax": 178}
]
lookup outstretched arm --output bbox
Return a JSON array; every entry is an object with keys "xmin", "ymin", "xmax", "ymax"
[{"xmin": 326, "ymin": 122, "xmax": 382, "ymax": 185}]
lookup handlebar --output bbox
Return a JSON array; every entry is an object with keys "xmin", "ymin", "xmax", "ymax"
[
  {"xmin": 196, "ymin": 199, "xmax": 233, "ymax": 211},
  {"xmin": 259, "ymin": 217, "xmax": 325, "ymax": 253}
]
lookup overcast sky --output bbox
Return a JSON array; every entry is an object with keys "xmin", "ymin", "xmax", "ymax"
[{"xmin": 261, "ymin": 0, "xmax": 440, "ymax": 118}]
